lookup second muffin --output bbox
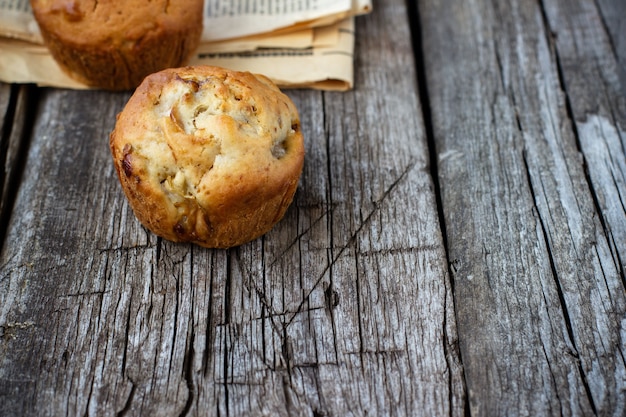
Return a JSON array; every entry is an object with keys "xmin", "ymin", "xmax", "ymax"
[{"xmin": 30, "ymin": 0, "xmax": 204, "ymax": 90}]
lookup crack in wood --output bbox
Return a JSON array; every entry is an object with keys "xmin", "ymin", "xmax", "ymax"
[
  {"xmin": 0, "ymin": 86, "xmax": 38, "ymax": 255},
  {"xmin": 179, "ymin": 328, "xmax": 195, "ymax": 417},
  {"xmin": 265, "ymin": 202, "xmax": 337, "ymax": 272},
  {"xmin": 115, "ymin": 378, "xmax": 136, "ymax": 417},
  {"xmin": 286, "ymin": 159, "xmax": 418, "ymax": 330},
  {"xmin": 322, "ymin": 91, "xmax": 340, "ymax": 368},
  {"xmin": 97, "ymin": 244, "xmax": 156, "ymax": 254},
  {"xmin": 522, "ymin": 147, "xmax": 598, "ymax": 415},
  {"xmin": 58, "ymin": 290, "xmax": 110, "ymax": 298},
  {"xmin": 405, "ymin": 2, "xmax": 467, "ymax": 414}
]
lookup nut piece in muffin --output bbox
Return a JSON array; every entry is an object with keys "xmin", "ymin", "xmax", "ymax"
[
  {"xmin": 110, "ymin": 66, "xmax": 305, "ymax": 248},
  {"xmin": 30, "ymin": 0, "xmax": 203, "ymax": 90}
]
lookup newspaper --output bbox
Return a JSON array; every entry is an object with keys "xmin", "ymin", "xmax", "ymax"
[
  {"xmin": 0, "ymin": 0, "xmax": 41, "ymax": 43},
  {"xmin": 202, "ymin": 0, "xmax": 370, "ymax": 41},
  {"xmin": 0, "ymin": 0, "xmax": 371, "ymax": 91}
]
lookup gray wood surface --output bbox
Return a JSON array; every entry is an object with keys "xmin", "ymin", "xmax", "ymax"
[
  {"xmin": 596, "ymin": 0, "xmax": 626, "ymax": 95},
  {"xmin": 0, "ymin": 1, "xmax": 463, "ymax": 416},
  {"xmin": 0, "ymin": 85, "xmax": 35, "ymax": 245},
  {"xmin": 1, "ymin": 0, "xmax": 625, "ymax": 416},
  {"xmin": 419, "ymin": 0, "xmax": 625, "ymax": 415}
]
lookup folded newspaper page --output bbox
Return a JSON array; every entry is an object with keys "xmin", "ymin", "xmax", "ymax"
[
  {"xmin": 0, "ymin": 0, "xmax": 41, "ymax": 43},
  {"xmin": 0, "ymin": 18, "xmax": 356, "ymax": 91},
  {"xmin": 0, "ymin": 0, "xmax": 371, "ymax": 91},
  {"xmin": 202, "ymin": 0, "xmax": 371, "ymax": 41}
]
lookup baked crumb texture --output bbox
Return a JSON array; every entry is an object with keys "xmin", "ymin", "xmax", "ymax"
[
  {"xmin": 110, "ymin": 66, "xmax": 305, "ymax": 248},
  {"xmin": 30, "ymin": 0, "xmax": 203, "ymax": 90}
]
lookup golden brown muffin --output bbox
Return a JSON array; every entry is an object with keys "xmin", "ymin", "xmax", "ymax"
[
  {"xmin": 110, "ymin": 66, "xmax": 305, "ymax": 248},
  {"xmin": 30, "ymin": 0, "xmax": 203, "ymax": 90}
]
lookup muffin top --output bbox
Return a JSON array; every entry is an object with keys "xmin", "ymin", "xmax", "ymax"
[{"xmin": 30, "ymin": 0, "xmax": 202, "ymax": 45}]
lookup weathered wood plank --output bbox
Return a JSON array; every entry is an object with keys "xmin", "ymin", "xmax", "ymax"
[
  {"xmin": 0, "ymin": 83, "xmax": 13, "ymax": 228},
  {"xmin": 419, "ymin": 0, "xmax": 625, "ymax": 415},
  {"xmin": 542, "ymin": 0, "xmax": 626, "ymax": 270},
  {"xmin": 0, "ymin": 88, "xmax": 140, "ymax": 416},
  {"xmin": 596, "ymin": 0, "xmax": 626, "ymax": 95},
  {"xmin": 0, "ymin": 85, "xmax": 35, "ymax": 246},
  {"xmin": 0, "ymin": 84, "xmax": 10, "ymax": 142},
  {"xmin": 540, "ymin": 0, "xmax": 626, "ymax": 413},
  {"xmin": 543, "ymin": 0, "xmax": 626, "ymax": 265},
  {"xmin": 0, "ymin": 0, "xmax": 464, "ymax": 416}
]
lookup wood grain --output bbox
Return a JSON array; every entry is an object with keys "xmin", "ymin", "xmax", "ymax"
[
  {"xmin": 596, "ymin": 0, "xmax": 626, "ymax": 95},
  {"xmin": 0, "ymin": 0, "xmax": 463, "ymax": 416},
  {"xmin": 541, "ymin": 0, "xmax": 626, "ymax": 413},
  {"xmin": 0, "ymin": 83, "xmax": 13, "ymax": 230},
  {"xmin": 0, "ymin": 85, "xmax": 36, "ymax": 247},
  {"xmin": 2, "ymin": 0, "xmax": 624, "ymax": 415},
  {"xmin": 419, "ymin": 0, "xmax": 625, "ymax": 415}
]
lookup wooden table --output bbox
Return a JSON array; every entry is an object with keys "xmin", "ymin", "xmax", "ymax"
[{"xmin": 1, "ymin": 0, "xmax": 625, "ymax": 415}]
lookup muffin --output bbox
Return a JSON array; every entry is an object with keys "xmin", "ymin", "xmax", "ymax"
[
  {"xmin": 30, "ymin": 0, "xmax": 203, "ymax": 90},
  {"xmin": 109, "ymin": 66, "xmax": 305, "ymax": 248}
]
